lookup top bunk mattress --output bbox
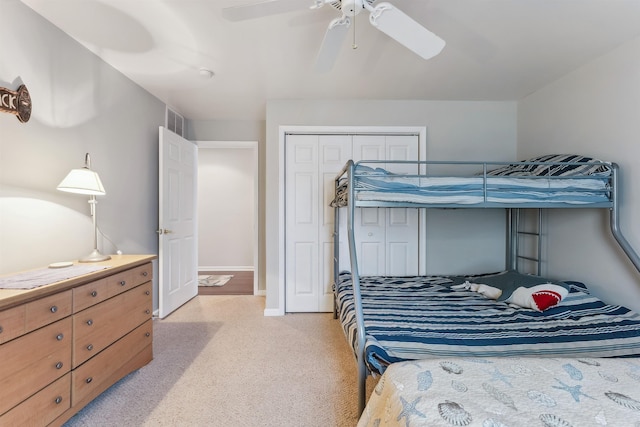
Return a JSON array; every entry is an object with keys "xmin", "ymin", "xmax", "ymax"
[
  {"xmin": 332, "ymin": 154, "xmax": 613, "ymax": 207},
  {"xmin": 336, "ymin": 271, "xmax": 640, "ymax": 375}
]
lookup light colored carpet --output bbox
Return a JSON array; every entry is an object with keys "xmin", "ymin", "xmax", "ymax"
[
  {"xmin": 198, "ymin": 274, "xmax": 233, "ymax": 287},
  {"xmin": 62, "ymin": 295, "xmax": 374, "ymax": 427}
]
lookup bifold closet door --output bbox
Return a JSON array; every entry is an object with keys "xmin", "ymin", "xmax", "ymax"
[
  {"xmin": 285, "ymin": 135, "xmax": 352, "ymax": 312},
  {"xmin": 285, "ymin": 133, "xmax": 420, "ymax": 312}
]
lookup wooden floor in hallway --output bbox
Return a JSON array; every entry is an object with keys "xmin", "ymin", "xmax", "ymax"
[{"xmin": 198, "ymin": 271, "xmax": 254, "ymax": 295}]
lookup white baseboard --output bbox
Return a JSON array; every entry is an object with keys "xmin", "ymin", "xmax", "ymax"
[
  {"xmin": 263, "ymin": 307, "xmax": 284, "ymax": 316},
  {"xmin": 198, "ymin": 266, "xmax": 254, "ymax": 272},
  {"xmin": 255, "ymin": 289, "xmax": 266, "ymax": 296}
]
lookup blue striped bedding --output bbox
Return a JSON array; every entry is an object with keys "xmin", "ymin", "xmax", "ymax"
[
  {"xmin": 336, "ymin": 272, "xmax": 640, "ymax": 375},
  {"xmin": 344, "ymin": 167, "xmax": 610, "ymax": 205},
  {"xmin": 331, "ymin": 155, "xmax": 613, "ymax": 207}
]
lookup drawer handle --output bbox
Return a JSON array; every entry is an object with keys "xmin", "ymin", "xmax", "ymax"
[
  {"xmin": 55, "ymin": 396, "xmax": 63, "ymax": 405},
  {"xmin": 91, "ymin": 290, "xmax": 98, "ymax": 297},
  {"xmin": 55, "ymin": 362, "xmax": 64, "ymax": 369},
  {"xmin": 86, "ymin": 377, "xmax": 93, "ymax": 384},
  {"xmin": 120, "ymin": 280, "xmax": 126, "ymax": 286},
  {"xmin": 145, "ymin": 332, "xmax": 151, "ymax": 337},
  {"xmin": 87, "ymin": 319, "xmax": 94, "ymax": 326},
  {"xmin": 87, "ymin": 344, "xmax": 94, "ymax": 351},
  {"xmin": 145, "ymin": 309, "xmax": 151, "ymax": 315},
  {"xmin": 56, "ymin": 333, "xmax": 64, "ymax": 341},
  {"xmin": 50, "ymin": 305, "xmax": 58, "ymax": 313},
  {"xmin": 0, "ymin": 326, "xmax": 3, "ymax": 334},
  {"xmin": 145, "ymin": 291, "xmax": 150, "ymax": 296},
  {"xmin": 142, "ymin": 271, "xmax": 148, "ymax": 277}
]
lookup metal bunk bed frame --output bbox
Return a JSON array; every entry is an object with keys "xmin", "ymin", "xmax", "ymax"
[{"xmin": 332, "ymin": 159, "xmax": 640, "ymax": 413}]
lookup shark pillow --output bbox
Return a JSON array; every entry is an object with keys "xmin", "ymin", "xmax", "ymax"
[
  {"xmin": 458, "ymin": 270, "xmax": 571, "ymax": 311},
  {"xmin": 504, "ymin": 283, "xmax": 569, "ymax": 311}
]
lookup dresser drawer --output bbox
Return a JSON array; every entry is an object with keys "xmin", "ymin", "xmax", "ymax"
[
  {"xmin": 72, "ymin": 319, "xmax": 152, "ymax": 405},
  {"xmin": 0, "ymin": 373, "xmax": 71, "ymax": 426},
  {"xmin": 73, "ymin": 282, "xmax": 152, "ymax": 367},
  {"xmin": 0, "ymin": 318, "xmax": 72, "ymax": 416},
  {"xmin": 26, "ymin": 290, "xmax": 72, "ymax": 333},
  {"xmin": 72, "ymin": 278, "xmax": 108, "ymax": 312},
  {"xmin": 106, "ymin": 262, "xmax": 152, "ymax": 298},
  {"xmin": 0, "ymin": 304, "xmax": 26, "ymax": 344}
]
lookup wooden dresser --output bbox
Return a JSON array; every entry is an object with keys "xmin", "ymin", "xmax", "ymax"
[{"xmin": 0, "ymin": 255, "xmax": 155, "ymax": 426}]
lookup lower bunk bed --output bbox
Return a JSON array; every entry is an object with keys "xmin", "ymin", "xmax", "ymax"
[{"xmin": 335, "ymin": 270, "xmax": 640, "ymax": 422}]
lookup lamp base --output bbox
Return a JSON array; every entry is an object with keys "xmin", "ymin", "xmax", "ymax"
[{"xmin": 79, "ymin": 249, "xmax": 112, "ymax": 263}]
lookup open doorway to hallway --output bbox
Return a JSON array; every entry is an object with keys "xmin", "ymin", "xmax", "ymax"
[{"xmin": 197, "ymin": 141, "xmax": 258, "ymax": 295}]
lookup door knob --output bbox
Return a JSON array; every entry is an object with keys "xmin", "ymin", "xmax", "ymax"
[{"xmin": 156, "ymin": 229, "xmax": 173, "ymax": 234}]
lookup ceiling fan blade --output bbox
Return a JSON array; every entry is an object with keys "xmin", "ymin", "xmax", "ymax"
[
  {"xmin": 314, "ymin": 16, "xmax": 350, "ymax": 73},
  {"xmin": 368, "ymin": 2, "xmax": 445, "ymax": 60},
  {"xmin": 222, "ymin": 0, "xmax": 311, "ymax": 22}
]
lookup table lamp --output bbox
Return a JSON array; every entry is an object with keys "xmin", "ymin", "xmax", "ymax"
[{"xmin": 57, "ymin": 153, "xmax": 111, "ymax": 262}]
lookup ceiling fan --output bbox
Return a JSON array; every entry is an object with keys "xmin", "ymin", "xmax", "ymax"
[{"xmin": 222, "ymin": 0, "xmax": 446, "ymax": 72}]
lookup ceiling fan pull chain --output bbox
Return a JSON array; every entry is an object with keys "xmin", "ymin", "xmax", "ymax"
[{"xmin": 352, "ymin": 4, "xmax": 358, "ymax": 49}]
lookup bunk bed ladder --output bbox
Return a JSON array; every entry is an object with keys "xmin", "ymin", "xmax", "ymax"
[{"xmin": 508, "ymin": 208, "xmax": 543, "ymax": 276}]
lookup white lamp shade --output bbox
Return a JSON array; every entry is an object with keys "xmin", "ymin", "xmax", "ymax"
[{"xmin": 57, "ymin": 168, "xmax": 106, "ymax": 195}]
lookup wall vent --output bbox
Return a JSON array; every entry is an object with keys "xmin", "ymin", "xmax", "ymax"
[{"xmin": 166, "ymin": 107, "xmax": 184, "ymax": 137}]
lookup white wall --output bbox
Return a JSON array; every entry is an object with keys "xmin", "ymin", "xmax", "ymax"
[
  {"xmin": 264, "ymin": 100, "xmax": 518, "ymax": 313},
  {"xmin": 197, "ymin": 146, "xmax": 254, "ymax": 270},
  {"xmin": 518, "ymin": 36, "xmax": 640, "ymax": 312},
  {"xmin": 1, "ymin": 2, "xmax": 164, "ymax": 307}
]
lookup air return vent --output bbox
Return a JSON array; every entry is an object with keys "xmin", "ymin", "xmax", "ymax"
[{"xmin": 166, "ymin": 107, "xmax": 184, "ymax": 137}]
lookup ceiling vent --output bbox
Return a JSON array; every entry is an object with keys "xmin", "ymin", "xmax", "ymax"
[{"xmin": 166, "ymin": 107, "xmax": 184, "ymax": 138}]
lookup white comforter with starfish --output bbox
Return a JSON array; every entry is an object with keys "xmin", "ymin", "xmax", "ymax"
[{"xmin": 358, "ymin": 357, "xmax": 640, "ymax": 427}]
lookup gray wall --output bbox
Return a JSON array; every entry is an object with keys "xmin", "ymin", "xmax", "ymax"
[
  {"xmin": 518, "ymin": 35, "xmax": 640, "ymax": 312},
  {"xmin": 1, "ymin": 2, "xmax": 165, "ymax": 308}
]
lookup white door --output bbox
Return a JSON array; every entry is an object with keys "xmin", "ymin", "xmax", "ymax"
[
  {"xmin": 285, "ymin": 133, "xmax": 420, "ymax": 312},
  {"xmin": 285, "ymin": 135, "xmax": 353, "ymax": 312},
  {"xmin": 158, "ymin": 127, "xmax": 198, "ymax": 318}
]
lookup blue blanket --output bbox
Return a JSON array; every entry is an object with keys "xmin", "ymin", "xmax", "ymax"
[{"xmin": 336, "ymin": 272, "xmax": 640, "ymax": 375}]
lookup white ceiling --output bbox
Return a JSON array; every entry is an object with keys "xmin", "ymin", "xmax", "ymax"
[{"xmin": 19, "ymin": 0, "xmax": 640, "ymax": 121}]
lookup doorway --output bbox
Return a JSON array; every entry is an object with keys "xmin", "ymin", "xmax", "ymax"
[{"xmin": 196, "ymin": 141, "xmax": 259, "ymax": 295}]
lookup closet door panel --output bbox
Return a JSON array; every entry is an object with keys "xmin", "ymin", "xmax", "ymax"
[
  {"xmin": 285, "ymin": 131, "xmax": 421, "ymax": 312},
  {"xmin": 286, "ymin": 135, "xmax": 320, "ymax": 312},
  {"xmin": 319, "ymin": 136, "xmax": 353, "ymax": 312}
]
